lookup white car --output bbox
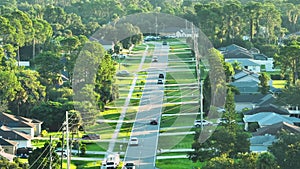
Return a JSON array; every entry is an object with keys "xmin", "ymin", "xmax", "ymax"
[
  {"xmin": 194, "ymin": 120, "xmax": 213, "ymax": 127},
  {"xmin": 217, "ymin": 118, "xmax": 235, "ymax": 125},
  {"xmin": 55, "ymin": 150, "xmax": 68, "ymax": 158},
  {"xmin": 122, "ymin": 161, "xmax": 136, "ymax": 169},
  {"xmin": 129, "ymin": 137, "xmax": 139, "ymax": 146},
  {"xmin": 102, "ymin": 153, "xmax": 120, "ymax": 169}
]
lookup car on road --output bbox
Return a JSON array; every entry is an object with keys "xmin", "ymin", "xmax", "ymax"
[
  {"xmin": 150, "ymin": 118, "xmax": 158, "ymax": 125},
  {"xmin": 102, "ymin": 153, "xmax": 120, "ymax": 169},
  {"xmin": 55, "ymin": 150, "xmax": 68, "ymax": 158},
  {"xmin": 152, "ymin": 56, "xmax": 158, "ymax": 62},
  {"xmin": 122, "ymin": 161, "xmax": 136, "ymax": 169},
  {"xmin": 157, "ymin": 79, "xmax": 163, "ymax": 84},
  {"xmin": 159, "ymin": 74, "xmax": 164, "ymax": 78},
  {"xmin": 194, "ymin": 120, "xmax": 213, "ymax": 127},
  {"xmin": 129, "ymin": 137, "xmax": 139, "ymax": 146},
  {"xmin": 162, "ymin": 41, "xmax": 167, "ymax": 45}
]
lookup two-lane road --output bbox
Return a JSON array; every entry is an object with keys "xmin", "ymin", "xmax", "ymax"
[{"xmin": 124, "ymin": 43, "xmax": 169, "ymax": 169}]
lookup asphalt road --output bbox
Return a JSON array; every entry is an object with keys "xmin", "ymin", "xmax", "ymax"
[{"xmin": 124, "ymin": 43, "xmax": 169, "ymax": 169}]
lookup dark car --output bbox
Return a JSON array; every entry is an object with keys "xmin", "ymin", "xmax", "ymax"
[
  {"xmin": 150, "ymin": 119, "xmax": 158, "ymax": 125},
  {"xmin": 159, "ymin": 74, "xmax": 164, "ymax": 78},
  {"xmin": 157, "ymin": 79, "xmax": 163, "ymax": 84},
  {"xmin": 82, "ymin": 134, "xmax": 100, "ymax": 140},
  {"xmin": 162, "ymin": 41, "xmax": 167, "ymax": 45}
]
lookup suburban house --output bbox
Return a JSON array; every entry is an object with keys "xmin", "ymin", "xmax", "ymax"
[
  {"xmin": 0, "ymin": 112, "xmax": 43, "ymax": 137},
  {"xmin": 219, "ymin": 44, "xmax": 276, "ymax": 72},
  {"xmin": 235, "ymin": 94, "xmax": 276, "ymax": 112},
  {"xmin": 250, "ymin": 134, "xmax": 277, "ymax": 153},
  {"xmin": 249, "ymin": 122, "xmax": 300, "ymax": 153},
  {"xmin": 243, "ymin": 112, "xmax": 300, "ymax": 131},
  {"xmin": 233, "ymin": 69, "xmax": 260, "ymax": 83},
  {"xmin": 0, "ymin": 137, "xmax": 18, "ymax": 155},
  {"xmin": 243, "ymin": 104, "xmax": 290, "ymax": 118},
  {"xmin": 0, "ymin": 146, "xmax": 15, "ymax": 162},
  {"xmin": 227, "ymin": 59, "xmax": 261, "ymax": 73},
  {"xmin": 252, "ymin": 122, "xmax": 300, "ymax": 136},
  {"xmin": 284, "ymin": 105, "xmax": 300, "ymax": 118},
  {"xmin": 0, "ymin": 126, "xmax": 31, "ymax": 148}
]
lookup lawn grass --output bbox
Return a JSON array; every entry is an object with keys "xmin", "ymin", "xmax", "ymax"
[
  {"xmin": 272, "ymin": 80, "xmax": 286, "ymax": 88},
  {"xmin": 156, "ymin": 158, "xmax": 204, "ymax": 169},
  {"xmin": 158, "ymin": 134, "xmax": 194, "ymax": 150},
  {"xmin": 67, "ymin": 160, "xmax": 102, "ymax": 169},
  {"xmin": 82, "ymin": 141, "xmax": 107, "ymax": 151}
]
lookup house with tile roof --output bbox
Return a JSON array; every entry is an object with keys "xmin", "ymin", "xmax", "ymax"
[
  {"xmin": 226, "ymin": 59, "xmax": 261, "ymax": 73},
  {"xmin": 250, "ymin": 135, "xmax": 276, "ymax": 153},
  {"xmin": 0, "ymin": 112, "xmax": 43, "ymax": 137},
  {"xmin": 235, "ymin": 94, "xmax": 276, "ymax": 112},
  {"xmin": 0, "ymin": 126, "xmax": 31, "ymax": 148},
  {"xmin": 0, "ymin": 137, "xmax": 18, "ymax": 155},
  {"xmin": 243, "ymin": 104, "xmax": 290, "ymax": 117},
  {"xmin": 243, "ymin": 112, "xmax": 300, "ymax": 131},
  {"xmin": 253, "ymin": 122, "xmax": 300, "ymax": 136}
]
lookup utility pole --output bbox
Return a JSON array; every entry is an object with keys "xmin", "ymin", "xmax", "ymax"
[
  {"xmin": 66, "ymin": 111, "xmax": 70, "ymax": 169},
  {"xmin": 61, "ymin": 128, "xmax": 64, "ymax": 169},
  {"xmin": 192, "ymin": 23, "xmax": 203, "ymax": 130},
  {"xmin": 200, "ymin": 80, "xmax": 204, "ymax": 130},
  {"xmin": 49, "ymin": 135, "xmax": 52, "ymax": 169}
]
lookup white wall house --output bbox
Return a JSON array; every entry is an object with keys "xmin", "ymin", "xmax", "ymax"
[
  {"xmin": 226, "ymin": 59, "xmax": 261, "ymax": 73},
  {"xmin": 8, "ymin": 127, "xmax": 34, "ymax": 138}
]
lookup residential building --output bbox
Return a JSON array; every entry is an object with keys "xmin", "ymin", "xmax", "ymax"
[
  {"xmin": 250, "ymin": 135, "xmax": 276, "ymax": 153},
  {"xmin": 0, "ymin": 137, "xmax": 18, "ymax": 155},
  {"xmin": 0, "ymin": 112, "xmax": 43, "ymax": 137},
  {"xmin": 243, "ymin": 112, "xmax": 300, "ymax": 131},
  {"xmin": 0, "ymin": 126, "xmax": 31, "ymax": 148},
  {"xmin": 253, "ymin": 122, "xmax": 300, "ymax": 136}
]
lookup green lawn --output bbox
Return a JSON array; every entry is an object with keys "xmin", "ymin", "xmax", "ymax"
[
  {"xmin": 272, "ymin": 80, "xmax": 286, "ymax": 88},
  {"xmin": 156, "ymin": 158, "xmax": 204, "ymax": 169}
]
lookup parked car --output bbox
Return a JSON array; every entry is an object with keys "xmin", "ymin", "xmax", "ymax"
[
  {"xmin": 82, "ymin": 133, "xmax": 100, "ymax": 140},
  {"xmin": 194, "ymin": 120, "xmax": 213, "ymax": 127},
  {"xmin": 158, "ymin": 74, "xmax": 164, "ymax": 78},
  {"xmin": 122, "ymin": 161, "xmax": 136, "ymax": 169},
  {"xmin": 129, "ymin": 137, "xmax": 139, "ymax": 146},
  {"xmin": 157, "ymin": 79, "xmax": 163, "ymax": 84},
  {"xmin": 19, "ymin": 153, "xmax": 29, "ymax": 159},
  {"xmin": 217, "ymin": 118, "xmax": 236, "ymax": 125}
]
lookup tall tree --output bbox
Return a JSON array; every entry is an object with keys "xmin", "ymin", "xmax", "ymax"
[
  {"xmin": 256, "ymin": 152, "xmax": 279, "ymax": 169},
  {"xmin": 274, "ymin": 40, "xmax": 300, "ymax": 85},
  {"xmin": 269, "ymin": 132, "xmax": 300, "ymax": 169},
  {"xmin": 33, "ymin": 51, "xmax": 64, "ymax": 87},
  {"xmin": 258, "ymin": 72, "xmax": 270, "ymax": 94},
  {"xmin": 8, "ymin": 69, "xmax": 46, "ymax": 117}
]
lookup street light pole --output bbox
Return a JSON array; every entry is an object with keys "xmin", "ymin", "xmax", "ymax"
[{"xmin": 200, "ymin": 80, "xmax": 204, "ymax": 130}]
